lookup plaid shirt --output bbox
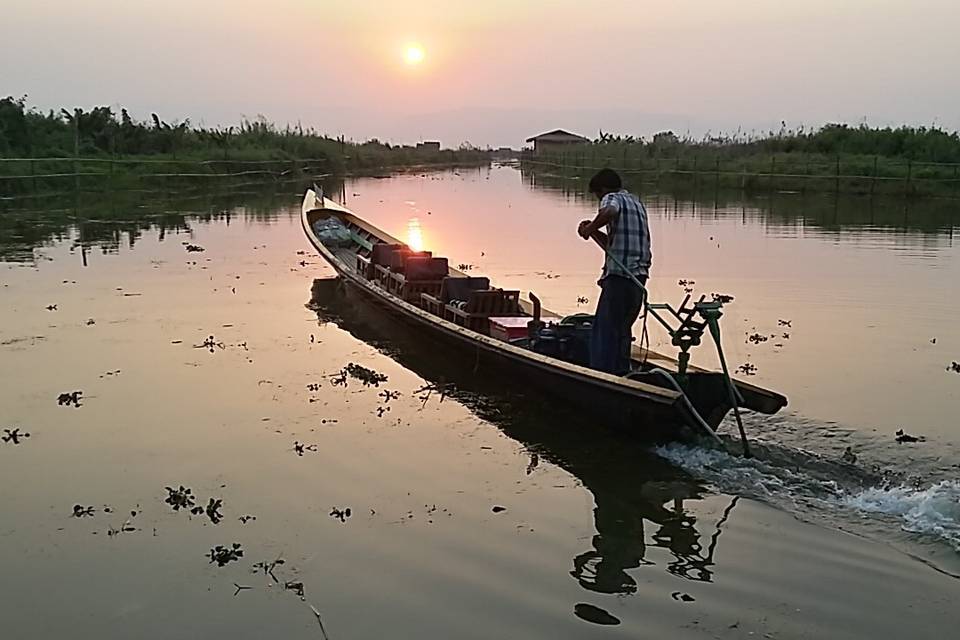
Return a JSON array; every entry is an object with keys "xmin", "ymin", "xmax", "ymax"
[{"xmin": 599, "ymin": 189, "xmax": 651, "ymax": 280}]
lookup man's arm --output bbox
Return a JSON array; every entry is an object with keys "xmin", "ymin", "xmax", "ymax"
[{"xmin": 578, "ymin": 205, "xmax": 617, "ymax": 245}]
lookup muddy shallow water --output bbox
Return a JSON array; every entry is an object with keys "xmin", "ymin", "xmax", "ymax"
[{"xmin": 1, "ymin": 167, "xmax": 959, "ymax": 638}]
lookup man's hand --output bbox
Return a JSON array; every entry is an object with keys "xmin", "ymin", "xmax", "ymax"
[{"xmin": 578, "ymin": 220, "xmax": 593, "ymax": 240}]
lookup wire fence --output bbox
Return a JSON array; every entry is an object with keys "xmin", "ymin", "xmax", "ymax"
[
  {"xmin": 0, "ymin": 157, "xmax": 330, "ymax": 181},
  {"xmin": 0, "ymin": 156, "xmax": 335, "ymax": 203},
  {"xmin": 520, "ymin": 151, "xmax": 960, "ymax": 199}
]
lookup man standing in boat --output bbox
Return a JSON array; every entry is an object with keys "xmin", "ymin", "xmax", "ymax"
[{"xmin": 577, "ymin": 168, "xmax": 652, "ymax": 375}]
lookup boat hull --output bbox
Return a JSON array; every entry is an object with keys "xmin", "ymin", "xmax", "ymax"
[
  {"xmin": 310, "ymin": 276, "xmax": 701, "ymax": 442},
  {"xmin": 300, "ymin": 189, "xmax": 786, "ymax": 443}
]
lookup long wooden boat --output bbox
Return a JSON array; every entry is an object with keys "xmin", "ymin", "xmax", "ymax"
[{"xmin": 301, "ymin": 189, "xmax": 787, "ymax": 443}]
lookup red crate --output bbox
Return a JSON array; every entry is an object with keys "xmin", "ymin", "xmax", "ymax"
[{"xmin": 489, "ymin": 316, "xmax": 530, "ymax": 342}]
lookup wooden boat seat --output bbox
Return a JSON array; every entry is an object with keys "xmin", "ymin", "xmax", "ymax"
[
  {"xmin": 389, "ymin": 256, "xmax": 449, "ymax": 303},
  {"xmin": 421, "ymin": 276, "xmax": 490, "ymax": 316},
  {"xmin": 445, "ymin": 289, "xmax": 522, "ymax": 334},
  {"xmin": 356, "ymin": 254, "xmax": 372, "ymax": 278},
  {"xmin": 371, "ymin": 245, "xmax": 434, "ymax": 293},
  {"xmin": 373, "ymin": 264, "xmax": 393, "ymax": 288},
  {"xmin": 370, "ymin": 243, "xmax": 406, "ymax": 287},
  {"xmin": 370, "ymin": 243, "xmax": 406, "ymax": 266}
]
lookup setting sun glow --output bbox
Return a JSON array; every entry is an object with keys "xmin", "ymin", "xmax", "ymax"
[{"xmin": 403, "ymin": 44, "xmax": 425, "ymax": 66}]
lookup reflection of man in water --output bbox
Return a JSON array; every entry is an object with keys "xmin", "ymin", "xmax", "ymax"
[
  {"xmin": 571, "ymin": 503, "xmax": 649, "ymax": 594},
  {"xmin": 570, "ymin": 483, "xmax": 711, "ymax": 594}
]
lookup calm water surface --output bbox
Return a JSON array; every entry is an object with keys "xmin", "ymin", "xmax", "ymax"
[{"xmin": 1, "ymin": 167, "xmax": 959, "ymax": 638}]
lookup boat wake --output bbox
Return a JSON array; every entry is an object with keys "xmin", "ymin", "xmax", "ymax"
[
  {"xmin": 654, "ymin": 436, "xmax": 960, "ymax": 556},
  {"xmin": 842, "ymin": 481, "xmax": 960, "ymax": 552}
]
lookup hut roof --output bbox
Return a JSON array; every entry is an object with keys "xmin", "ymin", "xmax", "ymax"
[{"xmin": 525, "ymin": 129, "xmax": 589, "ymax": 143}]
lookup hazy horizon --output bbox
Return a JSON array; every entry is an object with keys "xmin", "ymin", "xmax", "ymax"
[{"xmin": 4, "ymin": 0, "xmax": 959, "ymax": 148}]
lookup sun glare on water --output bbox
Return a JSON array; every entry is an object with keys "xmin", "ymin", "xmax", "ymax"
[
  {"xmin": 404, "ymin": 44, "xmax": 425, "ymax": 66},
  {"xmin": 407, "ymin": 218, "xmax": 425, "ymax": 251}
]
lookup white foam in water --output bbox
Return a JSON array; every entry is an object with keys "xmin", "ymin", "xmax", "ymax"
[
  {"xmin": 656, "ymin": 444, "xmax": 960, "ymax": 551},
  {"xmin": 653, "ymin": 443, "xmax": 840, "ymax": 505},
  {"xmin": 842, "ymin": 481, "xmax": 960, "ymax": 551}
]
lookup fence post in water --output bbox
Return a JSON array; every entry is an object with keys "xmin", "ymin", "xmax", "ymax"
[
  {"xmin": 953, "ymin": 164, "xmax": 958, "ymax": 199},
  {"xmin": 906, "ymin": 160, "xmax": 912, "ymax": 197},
  {"xmin": 870, "ymin": 155, "xmax": 878, "ymax": 197},
  {"xmin": 692, "ymin": 155, "xmax": 698, "ymax": 190},
  {"xmin": 770, "ymin": 155, "xmax": 776, "ymax": 192},
  {"xmin": 73, "ymin": 108, "xmax": 80, "ymax": 195},
  {"xmin": 638, "ymin": 154, "xmax": 646, "ymax": 195},
  {"xmin": 715, "ymin": 155, "xmax": 720, "ymax": 189},
  {"xmin": 834, "ymin": 155, "xmax": 840, "ymax": 194},
  {"xmin": 31, "ymin": 159, "xmax": 37, "ymax": 192}
]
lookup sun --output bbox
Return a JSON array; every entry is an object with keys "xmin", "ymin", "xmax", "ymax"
[{"xmin": 404, "ymin": 43, "xmax": 425, "ymax": 66}]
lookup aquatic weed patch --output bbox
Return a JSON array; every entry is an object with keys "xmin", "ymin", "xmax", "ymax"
[
  {"xmin": 2, "ymin": 428, "xmax": 30, "ymax": 444},
  {"xmin": 164, "ymin": 486, "xmax": 197, "ymax": 511},
  {"xmin": 205, "ymin": 498, "xmax": 224, "ymax": 524},
  {"xmin": 343, "ymin": 363, "xmax": 388, "ymax": 387},
  {"xmin": 72, "ymin": 504, "xmax": 96, "ymax": 518},
  {"xmin": 57, "ymin": 391, "xmax": 83, "ymax": 407},
  {"xmin": 329, "ymin": 507, "xmax": 351, "ymax": 522},
  {"xmin": 194, "ymin": 335, "xmax": 225, "ymax": 352},
  {"xmin": 208, "ymin": 543, "xmax": 244, "ymax": 567},
  {"xmin": 293, "ymin": 441, "xmax": 318, "ymax": 456}
]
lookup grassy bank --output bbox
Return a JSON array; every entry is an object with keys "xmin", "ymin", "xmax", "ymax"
[
  {"xmin": 522, "ymin": 125, "xmax": 960, "ymax": 198},
  {"xmin": 0, "ymin": 96, "xmax": 490, "ymax": 197}
]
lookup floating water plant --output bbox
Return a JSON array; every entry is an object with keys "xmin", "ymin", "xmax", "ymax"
[
  {"xmin": 208, "ymin": 543, "xmax": 243, "ymax": 567},
  {"xmin": 164, "ymin": 485, "xmax": 196, "ymax": 511},
  {"xmin": 194, "ymin": 335, "xmax": 224, "ymax": 352},
  {"xmin": 57, "ymin": 391, "xmax": 82, "ymax": 407},
  {"xmin": 736, "ymin": 363, "xmax": 757, "ymax": 376},
  {"xmin": 343, "ymin": 363, "xmax": 388, "ymax": 387},
  {"xmin": 72, "ymin": 504, "xmax": 95, "ymax": 518},
  {"xmin": 329, "ymin": 507, "xmax": 351, "ymax": 522},
  {"xmin": 293, "ymin": 441, "xmax": 318, "ymax": 456},
  {"xmin": 1, "ymin": 428, "xmax": 30, "ymax": 444},
  {"xmin": 205, "ymin": 498, "xmax": 224, "ymax": 524}
]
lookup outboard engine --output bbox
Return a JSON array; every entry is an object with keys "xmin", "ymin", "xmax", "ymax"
[{"xmin": 529, "ymin": 313, "xmax": 594, "ymax": 367}]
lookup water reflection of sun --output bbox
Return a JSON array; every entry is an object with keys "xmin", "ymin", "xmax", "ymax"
[{"xmin": 407, "ymin": 218, "xmax": 424, "ymax": 251}]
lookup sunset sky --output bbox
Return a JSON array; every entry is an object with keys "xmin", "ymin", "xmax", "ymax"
[{"xmin": 3, "ymin": 0, "xmax": 959, "ymax": 147}]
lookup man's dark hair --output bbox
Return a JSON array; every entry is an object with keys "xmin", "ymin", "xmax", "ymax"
[{"xmin": 588, "ymin": 168, "xmax": 622, "ymax": 195}]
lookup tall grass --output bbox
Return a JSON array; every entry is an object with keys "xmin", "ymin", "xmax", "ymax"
[{"xmin": 0, "ymin": 96, "xmax": 489, "ymax": 170}]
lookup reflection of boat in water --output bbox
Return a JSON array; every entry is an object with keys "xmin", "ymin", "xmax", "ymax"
[
  {"xmin": 301, "ymin": 189, "xmax": 786, "ymax": 443},
  {"xmin": 308, "ymin": 277, "xmax": 740, "ymax": 599}
]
